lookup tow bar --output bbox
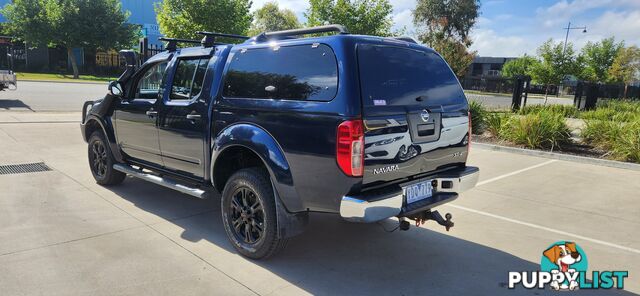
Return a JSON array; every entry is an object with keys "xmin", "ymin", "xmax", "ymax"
[{"xmin": 401, "ymin": 210, "xmax": 454, "ymax": 231}]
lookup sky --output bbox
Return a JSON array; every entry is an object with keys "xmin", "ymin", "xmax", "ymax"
[{"xmin": 250, "ymin": 0, "xmax": 640, "ymax": 58}]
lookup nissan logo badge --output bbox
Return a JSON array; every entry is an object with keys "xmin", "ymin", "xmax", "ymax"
[{"xmin": 420, "ymin": 109, "xmax": 430, "ymax": 122}]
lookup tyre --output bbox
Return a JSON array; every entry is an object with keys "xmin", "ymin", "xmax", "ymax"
[
  {"xmin": 221, "ymin": 168, "xmax": 287, "ymax": 259},
  {"xmin": 88, "ymin": 131, "xmax": 125, "ymax": 186}
]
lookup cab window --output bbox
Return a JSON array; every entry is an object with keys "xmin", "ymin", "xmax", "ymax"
[
  {"xmin": 169, "ymin": 58, "xmax": 209, "ymax": 101},
  {"xmin": 134, "ymin": 61, "xmax": 168, "ymax": 100}
]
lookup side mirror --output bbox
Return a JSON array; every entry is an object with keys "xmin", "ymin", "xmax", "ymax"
[{"xmin": 108, "ymin": 81, "xmax": 123, "ymax": 97}]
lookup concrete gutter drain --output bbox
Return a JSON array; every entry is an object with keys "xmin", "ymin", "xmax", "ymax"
[{"xmin": 0, "ymin": 162, "xmax": 52, "ymax": 175}]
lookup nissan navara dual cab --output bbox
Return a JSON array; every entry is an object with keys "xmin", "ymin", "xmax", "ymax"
[{"xmin": 80, "ymin": 25, "xmax": 479, "ymax": 259}]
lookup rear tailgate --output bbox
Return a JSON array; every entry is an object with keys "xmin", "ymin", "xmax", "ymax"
[{"xmin": 357, "ymin": 43, "xmax": 470, "ymax": 186}]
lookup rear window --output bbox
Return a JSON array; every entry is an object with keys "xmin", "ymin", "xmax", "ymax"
[
  {"xmin": 358, "ymin": 44, "xmax": 466, "ymax": 107},
  {"xmin": 223, "ymin": 44, "xmax": 338, "ymax": 101}
]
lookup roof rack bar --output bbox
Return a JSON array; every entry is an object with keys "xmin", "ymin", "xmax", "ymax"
[
  {"xmin": 158, "ymin": 37, "xmax": 202, "ymax": 51},
  {"xmin": 196, "ymin": 31, "xmax": 250, "ymax": 40},
  {"xmin": 196, "ymin": 31, "xmax": 250, "ymax": 47},
  {"xmin": 393, "ymin": 37, "xmax": 418, "ymax": 44},
  {"xmin": 261, "ymin": 25, "xmax": 348, "ymax": 40}
]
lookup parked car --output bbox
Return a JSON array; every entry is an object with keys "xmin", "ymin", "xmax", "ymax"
[{"xmin": 80, "ymin": 25, "xmax": 479, "ymax": 259}]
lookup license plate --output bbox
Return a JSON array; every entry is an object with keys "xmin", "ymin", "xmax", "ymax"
[{"xmin": 404, "ymin": 180, "xmax": 433, "ymax": 204}]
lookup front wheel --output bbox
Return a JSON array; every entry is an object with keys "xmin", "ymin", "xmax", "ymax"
[
  {"xmin": 221, "ymin": 168, "xmax": 287, "ymax": 259},
  {"xmin": 88, "ymin": 131, "xmax": 125, "ymax": 185}
]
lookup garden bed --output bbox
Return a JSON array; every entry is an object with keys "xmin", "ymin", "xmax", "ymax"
[{"xmin": 470, "ymin": 99, "xmax": 640, "ymax": 164}]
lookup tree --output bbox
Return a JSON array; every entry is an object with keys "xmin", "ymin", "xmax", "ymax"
[
  {"xmin": 2, "ymin": 0, "xmax": 138, "ymax": 78},
  {"xmin": 156, "ymin": 0, "xmax": 252, "ymax": 40},
  {"xmin": 578, "ymin": 37, "xmax": 623, "ymax": 83},
  {"xmin": 305, "ymin": 0, "xmax": 394, "ymax": 36},
  {"xmin": 501, "ymin": 55, "xmax": 540, "ymax": 79},
  {"xmin": 529, "ymin": 39, "xmax": 579, "ymax": 103},
  {"xmin": 413, "ymin": 0, "xmax": 480, "ymax": 78},
  {"xmin": 608, "ymin": 46, "xmax": 640, "ymax": 98},
  {"xmin": 249, "ymin": 2, "xmax": 301, "ymax": 35}
]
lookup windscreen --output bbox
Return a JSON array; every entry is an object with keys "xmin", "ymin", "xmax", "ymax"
[{"xmin": 358, "ymin": 44, "xmax": 466, "ymax": 107}]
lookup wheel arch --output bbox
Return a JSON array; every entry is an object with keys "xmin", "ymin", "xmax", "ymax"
[
  {"xmin": 211, "ymin": 123, "xmax": 303, "ymax": 213},
  {"xmin": 83, "ymin": 115, "xmax": 124, "ymax": 162}
]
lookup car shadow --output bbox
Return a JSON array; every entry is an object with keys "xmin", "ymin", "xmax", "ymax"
[
  {"xmin": 0, "ymin": 99, "xmax": 34, "ymax": 111},
  {"xmin": 106, "ymin": 177, "xmax": 635, "ymax": 295}
]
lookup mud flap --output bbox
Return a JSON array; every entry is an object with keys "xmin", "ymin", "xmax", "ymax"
[{"xmin": 272, "ymin": 183, "xmax": 308, "ymax": 239}]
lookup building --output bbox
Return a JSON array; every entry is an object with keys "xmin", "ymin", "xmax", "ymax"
[
  {"xmin": 466, "ymin": 56, "xmax": 516, "ymax": 78},
  {"xmin": 0, "ymin": 0, "xmax": 163, "ymax": 73}
]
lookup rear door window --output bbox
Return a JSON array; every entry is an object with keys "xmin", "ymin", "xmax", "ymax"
[
  {"xmin": 169, "ymin": 58, "xmax": 209, "ymax": 101},
  {"xmin": 357, "ymin": 44, "xmax": 466, "ymax": 107},
  {"xmin": 223, "ymin": 44, "xmax": 338, "ymax": 101}
]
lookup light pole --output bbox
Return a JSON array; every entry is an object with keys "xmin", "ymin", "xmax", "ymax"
[
  {"xmin": 558, "ymin": 22, "xmax": 586, "ymax": 97},
  {"xmin": 563, "ymin": 21, "xmax": 587, "ymax": 56}
]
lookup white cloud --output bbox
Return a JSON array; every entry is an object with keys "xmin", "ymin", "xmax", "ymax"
[
  {"xmin": 470, "ymin": 28, "xmax": 530, "ymax": 57},
  {"xmin": 392, "ymin": 9, "xmax": 415, "ymax": 34}
]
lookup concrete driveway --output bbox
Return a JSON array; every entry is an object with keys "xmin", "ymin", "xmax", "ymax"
[{"xmin": 0, "ymin": 112, "xmax": 638, "ymax": 295}]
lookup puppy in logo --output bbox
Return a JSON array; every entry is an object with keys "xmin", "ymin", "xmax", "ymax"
[{"xmin": 543, "ymin": 242, "xmax": 582, "ymax": 290}]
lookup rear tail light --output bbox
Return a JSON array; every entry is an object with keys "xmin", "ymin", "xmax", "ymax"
[
  {"xmin": 467, "ymin": 111, "xmax": 472, "ymax": 156},
  {"xmin": 337, "ymin": 120, "xmax": 364, "ymax": 177}
]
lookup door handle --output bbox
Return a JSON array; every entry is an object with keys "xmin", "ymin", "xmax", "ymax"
[
  {"xmin": 146, "ymin": 110, "xmax": 158, "ymax": 117},
  {"xmin": 186, "ymin": 114, "xmax": 201, "ymax": 120}
]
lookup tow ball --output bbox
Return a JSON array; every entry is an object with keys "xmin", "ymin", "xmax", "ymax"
[{"xmin": 402, "ymin": 210, "xmax": 454, "ymax": 231}]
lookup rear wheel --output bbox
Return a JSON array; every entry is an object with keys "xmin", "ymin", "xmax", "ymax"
[
  {"xmin": 88, "ymin": 131, "xmax": 125, "ymax": 185},
  {"xmin": 221, "ymin": 168, "xmax": 287, "ymax": 259}
]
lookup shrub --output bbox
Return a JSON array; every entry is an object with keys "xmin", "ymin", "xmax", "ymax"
[
  {"xmin": 519, "ymin": 104, "xmax": 579, "ymax": 118},
  {"xmin": 469, "ymin": 100, "xmax": 487, "ymax": 134},
  {"xmin": 502, "ymin": 110, "xmax": 571, "ymax": 150},
  {"xmin": 611, "ymin": 121, "xmax": 640, "ymax": 163},
  {"xmin": 582, "ymin": 119, "xmax": 640, "ymax": 163},
  {"xmin": 485, "ymin": 112, "xmax": 509, "ymax": 138},
  {"xmin": 581, "ymin": 99, "xmax": 640, "ymax": 122},
  {"xmin": 581, "ymin": 120, "xmax": 624, "ymax": 149}
]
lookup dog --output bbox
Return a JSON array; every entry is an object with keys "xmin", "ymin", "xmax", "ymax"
[{"xmin": 543, "ymin": 242, "xmax": 582, "ymax": 290}]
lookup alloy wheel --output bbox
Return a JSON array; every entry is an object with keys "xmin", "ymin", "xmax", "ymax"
[
  {"xmin": 91, "ymin": 141, "xmax": 108, "ymax": 178},
  {"xmin": 229, "ymin": 187, "xmax": 265, "ymax": 244}
]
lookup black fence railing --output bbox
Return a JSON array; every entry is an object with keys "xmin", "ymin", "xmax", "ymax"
[{"xmin": 461, "ymin": 76, "xmax": 559, "ymax": 96}]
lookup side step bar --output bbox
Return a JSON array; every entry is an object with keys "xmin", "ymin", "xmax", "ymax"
[{"xmin": 113, "ymin": 164, "xmax": 207, "ymax": 199}]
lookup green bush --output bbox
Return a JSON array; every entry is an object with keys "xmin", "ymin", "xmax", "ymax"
[
  {"xmin": 469, "ymin": 101, "xmax": 487, "ymax": 135},
  {"xmin": 502, "ymin": 110, "xmax": 571, "ymax": 150},
  {"xmin": 582, "ymin": 119, "xmax": 640, "ymax": 163},
  {"xmin": 581, "ymin": 99, "xmax": 640, "ymax": 122},
  {"xmin": 519, "ymin": 104, "xmax": 579, "ymax": 118},
  {"xmin": 611, "ymin": 121, "xmax": 640, "ymax": 163},
  {"xmin": 485, "ymin": 112, "xmax": 510, "ymax": 138},
  {"xmin": 581, "ymin": 120, "xmax": 624, "ymax": 149}
]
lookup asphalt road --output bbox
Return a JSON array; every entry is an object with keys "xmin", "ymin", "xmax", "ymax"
[
  {"xmin": 0, "ymin": 111, "xmax": 638, "ymax": 295},
  {"xmin": 0, "ymin": 81, "xmax": 106, "ymax": 112},
  {"xmin": 0, "ymin": 81, "xmax": 575, "ymax": 112}
]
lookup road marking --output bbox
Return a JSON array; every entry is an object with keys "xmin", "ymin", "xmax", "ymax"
[
  {"xmin": 447, "ymin": 204, "xmax": 640, "ymax": 255},
  {"xmin": 476, "ymin": 159, "xmax": 557, "ymax": 186}
]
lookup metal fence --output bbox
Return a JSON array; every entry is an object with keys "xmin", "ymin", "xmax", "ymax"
[{"xmin": 461, "ymin": 76, "xmax": 559, "ymax": 96}]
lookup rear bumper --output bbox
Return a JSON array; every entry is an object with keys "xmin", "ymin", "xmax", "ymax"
[{"xmin": 340, "ymin": 166, "xmax": 479, "ymax": 223}]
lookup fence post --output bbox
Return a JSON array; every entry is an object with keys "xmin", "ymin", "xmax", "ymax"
[
  {"xmin": 584, "ymin": 83, "xmax": 599, "ymax": 110},
  {"xmin": 511, "ymin": 76, "xmax": 523, "ymax": 111},
  {"xmin": 139, "ymin": 37, "xmax": 148, "ymax": 63}
]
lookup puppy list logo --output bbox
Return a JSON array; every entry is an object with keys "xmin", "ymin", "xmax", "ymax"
[{"xmin": 508, "ymin": 241, "xmax": 628, "ymax": 290}]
